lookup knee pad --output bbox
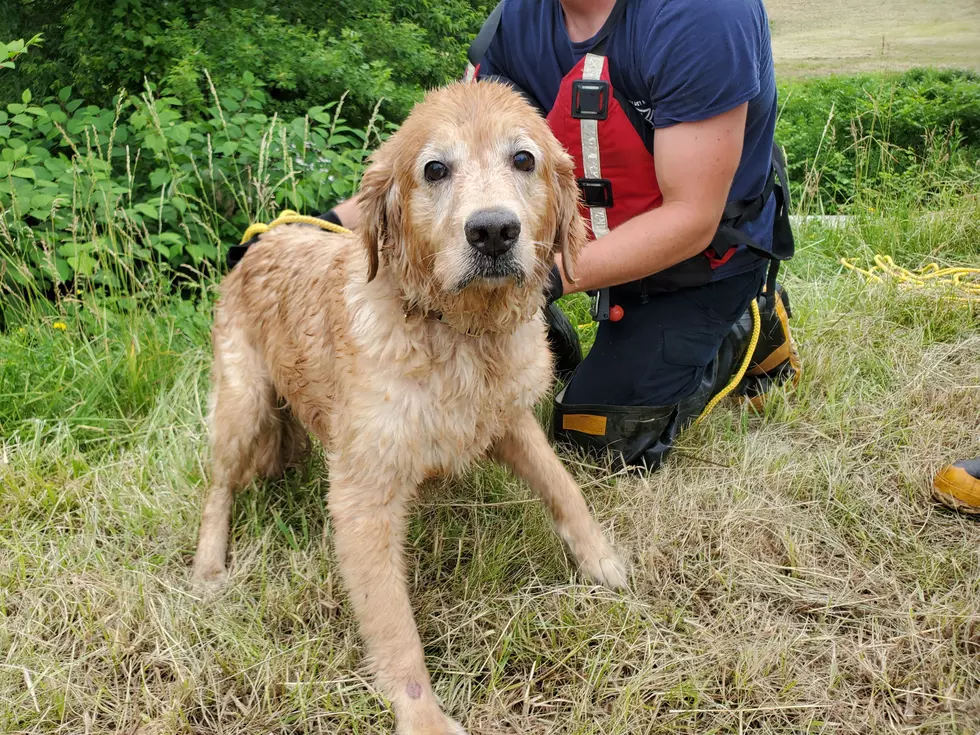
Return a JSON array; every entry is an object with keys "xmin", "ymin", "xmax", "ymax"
[{"xmin": 551, "ymin": 382, "xmax": 712, "ymax": 472}]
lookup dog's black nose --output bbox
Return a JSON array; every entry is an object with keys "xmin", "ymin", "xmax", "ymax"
[{"xmin": 465, "ymin": 208, "xmax": 521, "ymax": 258}]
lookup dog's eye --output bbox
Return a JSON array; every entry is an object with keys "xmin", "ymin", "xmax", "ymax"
[
  {"xmin": 513, "ymin": 151, "xmax": 535, "ymax": 172},
  {"xmin": 424, "ymin": 161, "xmax": 450, "ymax": 182}
]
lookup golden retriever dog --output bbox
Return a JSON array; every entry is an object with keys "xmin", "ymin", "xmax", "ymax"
[{"xmin": 191, "ymin": 80, "xmax": 628, "ymax": 734}]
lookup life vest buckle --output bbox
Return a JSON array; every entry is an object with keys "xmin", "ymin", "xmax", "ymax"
[
  {"xmin": 577, "ymin": 177, "xmax": 614, "ymax": 208},
  {"xmin": 571, "ymin": 80, "xmax": 610, "ymax": 120}
]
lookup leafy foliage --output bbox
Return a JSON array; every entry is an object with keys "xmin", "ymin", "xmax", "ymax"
[
  {"xmin": 1, "ymin": 65, "xmax": 977, "ymax": 297},
  {"xmin": 0, "ymin": 0, "xmax": 490, "ymax": 127},
  {"xmin": 776, "ymin": 68, "xmax": 980, "ymax": 213},
  {"xmin": 1, "ymin": 34, "xmax": 43, "ymax": 71},
  {"xmin": 0, "ymin": 79, "xmax": 390, "ymax": 293}
]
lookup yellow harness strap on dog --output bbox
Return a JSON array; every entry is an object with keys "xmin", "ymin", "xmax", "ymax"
[
  {"xmin": 240, "ymin": 209, "xmax": 352, "ymax": 244},
  {"xmin": 841, "ymin": 254, "xmax": 980, "ymax": 302}
]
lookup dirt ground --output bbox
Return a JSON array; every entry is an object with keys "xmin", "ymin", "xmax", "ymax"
[{"xmin": 767, "ymin": 0, "xmax": 980, "ymax": 76}]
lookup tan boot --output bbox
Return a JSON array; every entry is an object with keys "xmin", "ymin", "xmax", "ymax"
[
  {"xmin": 737, "ymin": 283, "xmax": 802, "ymax": 412},
  {"xmin": 933, "ymin": 457, "xmax": 980, "ymax": 516}
]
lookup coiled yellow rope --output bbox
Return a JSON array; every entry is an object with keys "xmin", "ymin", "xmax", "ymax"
[
  {"xmin": 840, "ymin": 254, "xmax": 980, "ymax": 302},
  {"xmin": 239, "ymin": 209, "xmax": 351, "ymax": 244},
  {"xmin": 694, "ymin": 298, "xmax": 762, "ymax": 426}
]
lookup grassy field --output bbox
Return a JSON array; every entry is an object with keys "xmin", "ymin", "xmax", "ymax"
[
  {"xmin": 2, "ymin": 11, "xmax": 980, "ymax": 732},
  {"xmin": 768, "ymin": 0, "xmax": 980, "ymax": 76},
  {"xmin": 2, "ymin": 193, "xmax": 979, "ymax": 733}
]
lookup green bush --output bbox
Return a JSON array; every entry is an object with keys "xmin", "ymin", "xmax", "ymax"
[
  {"xmin": 3, "ymin": 67, "xmax": 978, "ymax": 299},
  {"xmin": 0, "ymin": 79, "xmax": 390, "ymax": 294},
  {"xmin": 1, "ymin": 34, "xmax": 42, "ymax": 71},
  {"xmin": 775, "ymin": 68, "xmax": 980, "ymax": 213},
  {"xmin": 0, "ymin": 0, "xmax": 490, "ymax": 128}
]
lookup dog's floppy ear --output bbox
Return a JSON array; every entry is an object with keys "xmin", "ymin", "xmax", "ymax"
[
  {"xmin": 552, "ymin": 150, "xmax": 587, "ymax": 284},
  {"xmin": 357, "ymin": 151, "xmax": 400, "ymax": 282}
]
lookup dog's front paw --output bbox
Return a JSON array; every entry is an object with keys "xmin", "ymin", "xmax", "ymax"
[
  {"xmin": 395, "ymin": 708, "xmax": 468, "ymax": 735},
  {"xmin": 437, "ymin": 716, "xmax": 468, "ymax": 735},
  {"xmin": 588, "ymin": 551, "xmax": 629, "ymax": 591},
  {"xmin": 571, "ymin": 532, "xmax": 629, "ymax": 591},
  {"xmin": 190, "ymin": 561, "xmax": 229, "ymax": 598}
]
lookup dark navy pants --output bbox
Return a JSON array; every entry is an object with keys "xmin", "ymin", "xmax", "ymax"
[{"xmin": 562, "ymin": 261, "xmax": 767, "ymax": 409}]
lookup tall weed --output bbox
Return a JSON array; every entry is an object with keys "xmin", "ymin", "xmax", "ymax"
[
  {"xmin": 0, "ymin": 79, "xmax": 389, "ymax": 297},
  {"xmin": 776, "ymin": 68, "xmax": 980, "ymax": 214}
]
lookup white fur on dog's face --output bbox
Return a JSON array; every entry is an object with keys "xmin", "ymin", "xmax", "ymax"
[
  {"xmin": 357, "ymin": 81, "xmax": 586, "ymax": 335},
  {"xmin": 410, "ymin": 130, "xmax": 547, "ymax": 293}
]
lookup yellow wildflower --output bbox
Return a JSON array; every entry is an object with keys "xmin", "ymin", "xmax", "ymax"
[{"xmin": 52, "ymin": 322, "xmax": 67, "ymax": 330}]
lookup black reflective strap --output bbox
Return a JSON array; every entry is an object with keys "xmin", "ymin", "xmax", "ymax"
[
  {"xmin": 467, "ymin": 1, "xmax": 505, "ymax": 66},
  {"xmin": 574, "ymin": 0, "xmax": 628, "ymax": 326},
  {"xmin": 578, "ymin": 178, "xmax": 614, "ymax": 208},
  {"xmin": 571, "ymin": 80, "xmax": 609, "ymax": 120}
]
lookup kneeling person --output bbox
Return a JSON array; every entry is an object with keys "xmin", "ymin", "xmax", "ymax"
[{"xmin": 465, "ymin": 0, "xmax": 802, "ymax": 469}]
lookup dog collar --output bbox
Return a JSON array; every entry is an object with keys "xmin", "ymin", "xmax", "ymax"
[
  {"xmin": 413, "ymin": 309, "xmax": 488, "ymax": 338},
  {"xmin": 402, "ymin": 304, "xmax": 491, "ymax": 338}
]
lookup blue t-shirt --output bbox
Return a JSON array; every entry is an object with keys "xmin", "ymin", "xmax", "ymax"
[{"xmin": 474, "ymin": 0, "xmax": 778, "ymax": 278}]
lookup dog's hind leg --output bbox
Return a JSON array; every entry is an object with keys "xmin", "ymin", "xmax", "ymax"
[
  {"xmin": 328, "ymin": 469, "xmax": 469, "ymax": 735},
  {"xmin": 493, "ymin": 410, "xmax": 628, "ymax": 591},
  {"xmin": 192, "ymin": 327, "xmax": 280, "ymax": 588},
  {"xmin": 269, "ymin": 405, "xmax": 311, "ymax": 475}
]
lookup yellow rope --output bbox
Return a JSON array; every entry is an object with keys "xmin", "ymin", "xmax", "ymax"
[
  {"xmin": 240, "ymin": 209, "xmax": 351, "ymax": 244},
  {"xmin": 694, "ymin": 297, "xmax": 762, "ymax": 426},
  {"xmin": 840, "ymin": 254, "xmax": 980, "ymax": 302}
]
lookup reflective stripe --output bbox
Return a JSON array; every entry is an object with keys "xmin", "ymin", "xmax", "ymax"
[
  {"xmin": 464, "ymin": 63, "xmax": 477, "ymax": 83},
  {"xmin": 579, "ymin": 53, "xmax": 608, "ymax": 238}
]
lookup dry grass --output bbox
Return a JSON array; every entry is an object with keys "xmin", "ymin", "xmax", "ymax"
[
  {"xmin": 2, "ymin": 208, "xmax": 979, "ymax": 733},
  {"xmin": 768, "ymin": 0, "xmax": 980, "ymax": 76}
]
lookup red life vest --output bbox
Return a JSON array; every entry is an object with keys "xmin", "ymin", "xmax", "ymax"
[{"xmin": 545, "ymin": 52, "xmax": 662, "ymax": 240}]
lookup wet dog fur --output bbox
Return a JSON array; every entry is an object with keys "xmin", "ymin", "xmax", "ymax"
[{"xmin": 191, "ymin": 80, "xmax": 627, "ymax": 735}]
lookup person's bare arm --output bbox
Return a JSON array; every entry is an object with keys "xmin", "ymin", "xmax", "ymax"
[
  {"xmin": 557, "ymin": 102, "xmax": 747, "ymax": 295},
  {"xmin": 333, "ymin": 195, "xmax": 362, "ymax": 230}
]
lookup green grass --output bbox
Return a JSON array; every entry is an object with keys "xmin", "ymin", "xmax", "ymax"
[
  {"xmin": 2, "ymin": 193, "xmax": 978, "ymax": 733},
  {"xmin": 1, "ymin": 68, "xmax": 979, "ymax": 732}
]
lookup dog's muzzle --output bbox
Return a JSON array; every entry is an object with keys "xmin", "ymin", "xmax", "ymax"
[
  {"xmin": 457, "ymin": 207, "xmax": 526, "ymax": 287},
  {"xmin": 465, "ymin": 207, "xmax": 521, "ymax": 258}
]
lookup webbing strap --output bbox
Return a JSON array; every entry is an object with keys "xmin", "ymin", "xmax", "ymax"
[
  {"xmin": 579, "ymin": 53, "xmax": 610, "ymax": 241},
  {"xmin": 770, "ymin": 142, "xmax": 795, "ymax": 262},
  {"xmin": 572, "ymin": 2, "xmax": 630, "ymax": 322},
  {"xmin": 721, "ymin": 166, "xmax": 775, "ymax": 226},
  {"xmin": 467, "ymin": 0, "xmax": 505, "ymax": 67},
  {"xmin": 579, "ymin": 53, "xmax": 614, "ymax": 322}
]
